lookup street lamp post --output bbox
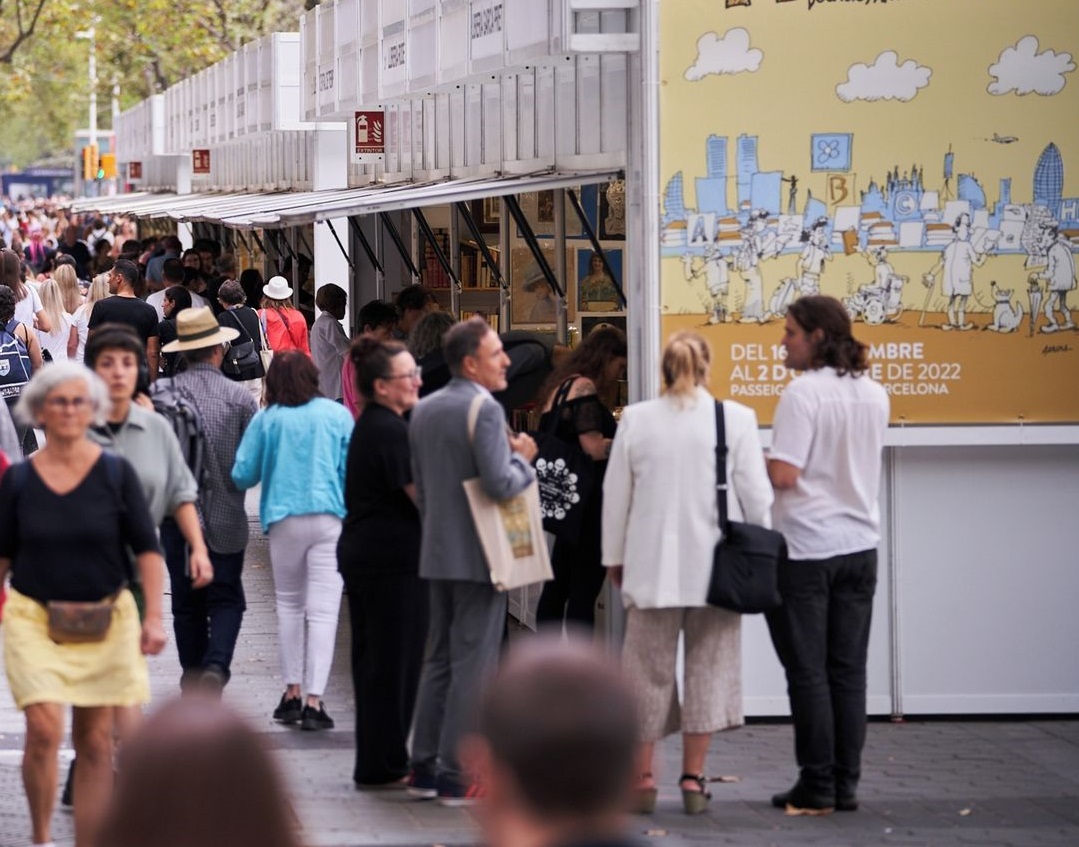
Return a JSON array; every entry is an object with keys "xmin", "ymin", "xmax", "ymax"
[{"xmin": 75, "ymin": 25, "xmax": 98, "ymax": 196}]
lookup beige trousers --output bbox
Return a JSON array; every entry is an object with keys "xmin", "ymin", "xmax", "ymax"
[{"xmin": 622, "ymin": 605, "xmax": 744, "ymax": 741}]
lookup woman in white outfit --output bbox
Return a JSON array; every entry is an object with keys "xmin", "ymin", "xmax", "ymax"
[
  {"xmin": 232, "ymin": 351, "xmax": 355, "ymax": 731},
  {"xmin": 603, "ymin": 331, "xmax": 773, "ymax": 815},
  {"xmin": 36, "ymin": 277, "xmax": 77, "ymax": 362}
]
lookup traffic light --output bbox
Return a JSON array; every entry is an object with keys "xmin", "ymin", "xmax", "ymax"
[
  {"xmin": 99, "ymin": 153, "xmax": 116, "ymax": 180},
  {"xmin": 81, "ymin": 145, "xmax": 99, "ymax": 180}
]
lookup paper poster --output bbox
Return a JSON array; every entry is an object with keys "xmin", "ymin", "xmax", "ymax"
[{"xmin": 659, "ymin": 0, "xmax": 1079, "ymax": 424}]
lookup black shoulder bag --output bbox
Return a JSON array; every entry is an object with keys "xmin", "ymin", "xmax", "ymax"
[
  {"xmin": 706, "ymin": 401, "xmax": 785, "ymax": 614},
  {"xmin": 220, "ymin": 308, "xmax": 263, "ymax": 379}
]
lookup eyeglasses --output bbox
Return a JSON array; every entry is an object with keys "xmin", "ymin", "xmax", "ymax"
[
  {"xmin": 45, "ymin": 396, "xmax": 90, "ymax": 410},
  {"xmin": 381, "ymin": 369, "xmax": 421, "ymax": 382}
]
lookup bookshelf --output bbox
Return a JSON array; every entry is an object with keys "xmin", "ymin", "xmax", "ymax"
[{"xmin": 423, "ymin": 226, "xmax": 503, "ymax": 331}]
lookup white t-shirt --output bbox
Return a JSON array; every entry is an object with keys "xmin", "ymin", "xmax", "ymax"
[
  {"xmin": 310, "ymin": 311, "xmax": 351, "ymax": 400},
  {"xmin": 146, "ymin": 289, "xmax": 209, "ymax": 321},
  {"xmin": 37, "ymin": 313, "xmax": 75, "ymax": 362},
  {"xmin": 770, "ymin": 367, "xmax": 889, "ymax": 560},
  {"xmin": 72, "ymin": 304, "xmax": 91, "ymax": 363},
  {"xmin": 13, "ymin": 286, "xmax": 42, "ymax": 328}
]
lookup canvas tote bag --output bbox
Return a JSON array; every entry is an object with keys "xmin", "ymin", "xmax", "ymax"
[{"xmin": 462, "ymin": 394, "xmax": 552, "ymax": 592}]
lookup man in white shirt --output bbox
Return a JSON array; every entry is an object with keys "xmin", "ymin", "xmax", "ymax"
[{"xmin": 765, "ymin": 295, "xmax": 889, "ymax": 816}]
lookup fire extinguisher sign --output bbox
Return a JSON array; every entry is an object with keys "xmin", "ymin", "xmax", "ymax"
[{"xmin": 353, "ymin": 110, "xmax": 385, "ymax": 163}]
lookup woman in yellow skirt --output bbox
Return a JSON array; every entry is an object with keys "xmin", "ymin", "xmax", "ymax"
[{"xmin": 0, "ymin": 361, "xmax": 167, "ymax": 847}]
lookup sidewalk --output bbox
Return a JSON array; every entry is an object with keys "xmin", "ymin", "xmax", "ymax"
[{"xmin": 2, "ymin": 509, "xmax": 1078, "ymax": 846}]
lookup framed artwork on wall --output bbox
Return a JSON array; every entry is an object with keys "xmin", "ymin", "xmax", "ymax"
[
  {"xmin": 510, "ymin": 245, "xmax": 576, "ymax": 326},
  {"xmin": 576, "ymin": 248, "xmax": 624, "ymax": 314},
  {"xmin": 471, "ymin": 197, "xmax": 500, "ymax": 233}
]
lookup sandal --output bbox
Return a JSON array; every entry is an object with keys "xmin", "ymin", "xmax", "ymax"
[
  {"xmin": 680, "ymin": 773, "xmax": 712, "ymax": 815},
  {"xmin": 631, "ymin": 772, "xmax": 658, "ymax": 815}
]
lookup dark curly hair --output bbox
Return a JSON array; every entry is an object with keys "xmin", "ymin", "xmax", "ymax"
[
  {"xmin": 542, "ymin": 325, "xmax": 628, "ymax": 401},
  {"xmin": 349, "ymin": 335, "xmax": 408, "ymax": 401},
  {"xmin": 786, "ymin": 295, "xmax": 868, "ymax": 376}
]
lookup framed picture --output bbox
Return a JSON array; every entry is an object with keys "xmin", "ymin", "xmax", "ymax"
[
  {"xmin": 598, "ymin": 179, "xmax": 626, "ymax": 240},
  {"xmin": 510, "ymin": 245, "xmax": 576, "ymax": 326},
  {"xmin": 516, "ymin": 190, "xmax": 584, "ymax": 239},
  {"xmin": 471, "ymin": 196, "xmax": 500, "ymax": 233},
  {"xmin": 576, "ymin": 248, "xmax": 624, "ymax": 314}
]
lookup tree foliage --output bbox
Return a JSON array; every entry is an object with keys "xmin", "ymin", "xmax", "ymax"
[{"xmin": 0, "ymin": 0, "xmax": 307, "ymax": 167}]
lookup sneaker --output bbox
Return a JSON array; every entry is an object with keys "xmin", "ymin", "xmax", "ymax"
[
  {"xmin": 437, "ymin": 776, "xmax": 485, "ymax": 808},
  {"xmin": 836, "ymin": 793, "xmax": 859, "ymax": 812},
  {"xmin": 405, "ymin": 770, "xmax": 438, "ymax": 799},
  {"xmin": 273, "ymin": 694, "xmax": 302, "ymax": 724},
  {"xmin": 300, "ymin": 702, "xmax": 334, "ymax": 731},
  {"xmin": 770, "ymin": 782, "xmax": 835, "ymax": 816}
]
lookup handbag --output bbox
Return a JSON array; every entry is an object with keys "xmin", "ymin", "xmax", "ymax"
[
  {"xmin": 221, "ymin": 309, "xmax": 263, "ymax": 379},
  {"xmin": 46, "ymin": 594, "xmax": 119, "ymax": 644},
  {"xmin": 533, "ymin": 378, "xmax": 596, "ymax": 542},
  {"xmin": 706, "ymin": 401, "xmax": 785, "ymax": 614},
  {"xmin": 257, "ymin": 310, "xmax": 274, "ymax": 373},
  {"xmin": 462, "ymin": 394, "xmax": 553, "ymax": 592}
]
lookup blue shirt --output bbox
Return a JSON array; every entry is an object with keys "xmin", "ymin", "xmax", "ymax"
[{"xmin": 231, "ymin": 397, "xmax": 354, "ymax": 533}]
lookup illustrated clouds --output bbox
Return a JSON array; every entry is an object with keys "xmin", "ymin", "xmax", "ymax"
[
  {"xmin": 684, "ymin": 28, "xmax": 762, "ymax": 81},
  {"xmin": 836, "ymin": 51, "xmax": 932, "ymax": 103},
  {"xmin": 988, "ymin": 36, "xmax": 1075, "ymax": 96}
]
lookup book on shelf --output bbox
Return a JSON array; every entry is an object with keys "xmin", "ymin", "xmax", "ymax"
[{"xmin": 461, "ymin": 310, "xmax": 499, "ymax": 332}]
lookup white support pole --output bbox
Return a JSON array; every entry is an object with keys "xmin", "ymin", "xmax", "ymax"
[
  {"xmin": 311, "ymin": 124, "xmax": 351, "ymax": 333},
  {"xmin": 175, "ymin": 155, "xmax": 194, "ymax": 250}
]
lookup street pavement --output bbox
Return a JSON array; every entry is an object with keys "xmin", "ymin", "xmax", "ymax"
[{"xmin": 2, "ymin": 504, "xmax": 1078, "ymax": 846}]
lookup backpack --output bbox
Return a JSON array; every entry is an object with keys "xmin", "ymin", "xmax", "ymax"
[
  {"xmin": 0, "ymin": 319, "xmax": 33, "ymax": 403},
  {"xmin": 149, "ymin": 377, "xmax": 207, "ymax": 486}
]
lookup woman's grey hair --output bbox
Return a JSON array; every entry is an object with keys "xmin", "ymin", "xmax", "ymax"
[
  {"xmin": 409, "ymin": 310, "xmax": 455, "ymax": 359},
  {"xmin": 14, "ymin": 362, "xmax": 110, "ymax": 428}
]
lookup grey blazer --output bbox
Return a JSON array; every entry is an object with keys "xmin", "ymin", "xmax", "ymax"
[{"xmin": 409, "ymin": 377, "xmax": 536, "ymax": 583}]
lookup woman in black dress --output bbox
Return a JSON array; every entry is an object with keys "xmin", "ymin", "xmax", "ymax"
[
  {"xmin": 337, "ymin": 336, "xmax": 428, "ymax": 789},
  {"xmin": 535, "ymin": 326, "xmax": 628, "ymax": 629}
]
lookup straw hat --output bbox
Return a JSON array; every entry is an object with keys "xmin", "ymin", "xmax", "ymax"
[
  {"xmin": 160, "ymin": 306, "xmax": 239, "ymax": 353},
  {"xmin": 262, "ymin": 275, "xmax": 293, "ymax": 300}
]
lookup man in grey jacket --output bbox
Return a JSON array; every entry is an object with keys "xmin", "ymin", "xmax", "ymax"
[{"xmin": 407, "ymin": 317, "xmax": 538, "ymax": 806}]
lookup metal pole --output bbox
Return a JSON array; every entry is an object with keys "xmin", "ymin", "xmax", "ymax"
[{"xmin": 553, "ymin": 188, "xmax": 568, "ymax": 345}]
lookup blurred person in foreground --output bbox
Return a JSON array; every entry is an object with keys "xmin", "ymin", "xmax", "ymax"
[
  {"xmin": 464, "ymin": 636, "xmax": 640, "ymax": 847},
  {"xmin": 603, "ymin": 331, "xmax": 772, "ymax": 815},
  {"xmin": 98, "ymin": 698, "xmax": 301, "ymax": 847},
  {"xmin": 0, "ymin": 362, "xmax": 167, "ymax": 847}
]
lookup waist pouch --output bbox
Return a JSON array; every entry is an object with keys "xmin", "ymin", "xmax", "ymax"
[{"xmin": 46, "ymin": 593, "xmax": 120, "ymax": 644}]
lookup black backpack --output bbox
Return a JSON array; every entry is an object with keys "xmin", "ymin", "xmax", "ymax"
[
  {"xmin": 149, "ymin": 378, "xmax": 207, "ymax": 485},
  {"xmin": 0, "ymin": 319, "xmax": 33, "ymax": 405}
]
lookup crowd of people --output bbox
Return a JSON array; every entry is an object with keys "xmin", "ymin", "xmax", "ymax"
[{"xmin": 0, "ymin": 203, "xmax": 890, "ymax": 847}]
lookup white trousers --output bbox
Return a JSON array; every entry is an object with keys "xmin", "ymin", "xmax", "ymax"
[{"xmin": 267, "ymin": 514, "xmax": 344, "ymax": 697}]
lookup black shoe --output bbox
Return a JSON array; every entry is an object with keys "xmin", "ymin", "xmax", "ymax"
[
  {"xmin": 273, "ymin": 693, "xmax": 303, "ymax": 724},
  {"xmin": 771, "ymin": 782, "xmax": 835, "ymax": 816},
  {"xmin": 836, "ymin": 793, "xmax": 859, "ymax": 812},
  {"xmin": 198, "ymin": 665, "xmax": 228, "ymax": 697},
  {"xmin": 61, "ymin": 758, "xmax": 76, "ymax": 808},
  {"xmin": 300, "ymin": 702, "xmax": 334, "ymax": 731}
]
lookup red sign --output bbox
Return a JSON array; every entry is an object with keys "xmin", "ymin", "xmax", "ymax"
[
  {"xmin": 192, "ymin": 149, "xmax": 211, "ymax": 174},
  {"xmin": 354, "ymin": 111, "xmax": 385, "ymax": 156},
  {"xmin": 129, "ymin": 162, "xmax": 143, "ymax": 180}
]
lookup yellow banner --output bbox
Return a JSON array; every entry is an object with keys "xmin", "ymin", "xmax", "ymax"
[{"xmin": 658, "ymin": 0, "xmax": 1079, "ymax": 424}]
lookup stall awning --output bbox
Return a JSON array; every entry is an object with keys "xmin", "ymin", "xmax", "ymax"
[
  {"xmin": 238, "ymin": 169, "xmax": 624, "ymax": 229},
  {"xmin": 67, "ymin": 169, "xmax": 622, "ymax": 228}
]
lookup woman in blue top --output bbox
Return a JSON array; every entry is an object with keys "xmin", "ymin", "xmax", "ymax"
[{"xmin": 232, "ymin": 350, "xmax": 354, "ymax": 731}]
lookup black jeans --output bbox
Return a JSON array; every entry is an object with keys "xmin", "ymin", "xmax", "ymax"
[
  {"xmin": 765, "ymin": 549, "xmax": 877, "ymax": 798},
  {"xmin": 343, "ymin": 571, "xmax": 428, "ymax": 786},
  {"xmin": 161, "ymin": 518, "xmax": 247, "ymax": 687}
]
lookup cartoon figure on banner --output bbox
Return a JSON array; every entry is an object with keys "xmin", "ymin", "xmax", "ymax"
[
  {"xmin": 733, "ymin": 209, "xmax": 777, "ymax": 323},
  {"xmin": 681, "ymin": 245, "xmax": 730, "ymax": 324},
  {"xmin": 1034, "ymin": 223, "xmax": 1077, "ymax": 333},
  {"xmin": 983, "ymin": 281, "xmax": 1025, "ymax": 333},
  {"xmin": 922, "ymin": 213, "xmax": 991, "ymax": 331},
  {"xmin": 796, "ymin": 216, "xmax": 832, "ymax": 296},
  {"xmin": 845, "ymin": 246, "xmax": 908, "ymax": 325}
]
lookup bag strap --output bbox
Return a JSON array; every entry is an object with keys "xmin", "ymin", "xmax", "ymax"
[
  {"xmin": 543, "ymin": 377, "xmax": 577, "ymax": 435},
  {"xmin": 257, "ymin": 310, "xmax": 271, "ymax": 350},
  {"xmin": 713, "ymin": 401, "xmax": 730, "ymax": 534},
  {"xmin": 220, "ymin": 308, "xmax": 253, "ymax": 345},
  {"xmin": 467, "ymin": 393, "xmax": 485, "ymax": 447}
]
